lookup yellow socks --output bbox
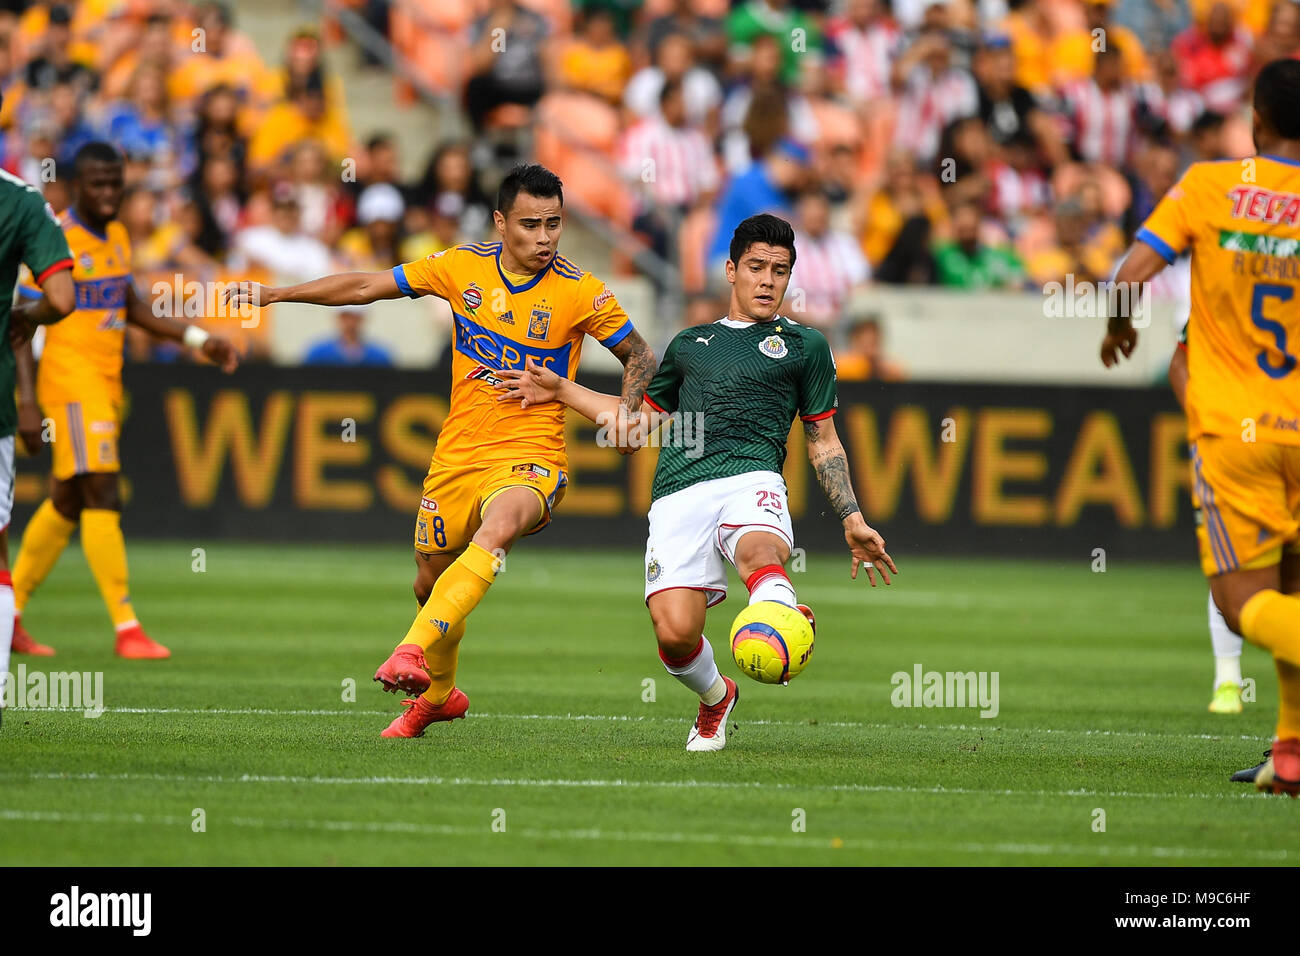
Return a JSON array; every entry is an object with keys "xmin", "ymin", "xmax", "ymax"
[
  {"xmin": 80, "ymin": 508, "xmax": 138, "ymax": 628},
  {"xmin": 422, "ymin": 620, "xmax": 466, "ymax": 706},
  {"xmin": 1241, "ymin": 589, "xmax": 1300, "ymax": 666},
  {"xmin": 402, "ymin": 542, "xmax": 501, "ymax": 652},
  {"xmin": 1276, "ymin": 659, "xmax": 1300, "ymax": 741},
  {"xmin": 13, "ymin": 499, "xmax": 77, "ymax": 613}
]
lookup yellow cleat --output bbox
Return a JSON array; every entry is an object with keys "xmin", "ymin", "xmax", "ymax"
[{"xmin": 1208, "ymin": 681, "xmax": 1243, "ymax": 714}]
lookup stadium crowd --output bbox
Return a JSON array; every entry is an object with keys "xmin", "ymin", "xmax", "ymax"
[{"xmin": 1, "ymin": 0, "xmax": 1295, "ymax": 377}]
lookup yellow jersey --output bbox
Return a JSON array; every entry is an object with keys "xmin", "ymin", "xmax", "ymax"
[
  {"xmin": 23, "ymin": 211, "xmax": 132, "ymax": 405},
  {"xmin": 1138, "ymin": 155, "xmax": 1300, "ymax": 446},
  {"xmin": 394, "ymin": 242, "xmax": 634, "ymax": 470}
]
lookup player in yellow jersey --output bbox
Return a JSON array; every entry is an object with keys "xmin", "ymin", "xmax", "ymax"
[
  {"xmin": 1102, "ymin": 60, "xmax": 1300, "ymax": 795},
  {"xmin": 10, "ymin": 142, "xmax": 240, "ymax": 660},
  {"xmin": 225, "ymin": 164, "xmax": 656, "ymax": 738}
]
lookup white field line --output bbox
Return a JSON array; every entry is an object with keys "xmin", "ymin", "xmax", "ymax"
[
  {"xmin": 8, "ymin": 705, "xmax": 1272, "ymax": 743},
  {"xmin": 0, "ymin": 768, "xmax": 1269, "ymax": 802},
  {"xmin": 0, "ymin": 808, "xmax": 1286, "ymax": 861}
]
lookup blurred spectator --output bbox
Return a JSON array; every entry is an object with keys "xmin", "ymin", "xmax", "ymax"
[
  {"xmin": 400, "ymin": 191, "xmax": 467, "ymax": 261},
  {"xmin": 643, "ymin": 0, "xmax": 727, "ymax": 68},
  {"xmin": 721, "ymin": 33, "xmax": 818, "ymax": 172},
  {"xmin": 287, "ymin": 141, "xmax": 347, "ymax": 246},
  {"xmin": 354, "ymin": 133, "xmax": 403, "ymax": 196},
  {"xmin": 1068, "ymin": 0, "xmax": 1150, "ymax": 81},
  {"xmin": 102, "ymin": 13, "xmax": 174, "ymax": 102},
  {"xmin": 168, "ymin": 1, "xmax": 275, "ymax": 109},
  {"xmin": 891, "ymin": 28, "xmax": 978, "ymax": 163},
  {"xmin": 624, "ymin": 30, "xmax": 723, "ymax": 132},
  {"xmin": 974, "ymin": 32, "xmax": 1064, "ymax": 164},
  {"xmin": 727, "ymin": 0, "xmax": 825, "ymax": 85},
  {"xmin": 191, "ymin": 151, "xmax": 244, "ymax": 258},
  {"xmin": 708, "ymin": 137, "xmax": 808, "ymax": 266},
  {"xmin": 22, "ymin": 4, "xmax": 94, "ymax": 96},
  {"xmin": 859, "ymin": 150, "xmax": 947, "ymax": 282},
  {"xmin": 183, "ymin": 83, "xmax": 245, "ymax": 181},
  {"xmin": 232, "ymin": 182, "xmax": 332, "ymax": 282},
  {"xmin": 789, "ymin": 188, "xmax": 870, "ymax": 328},
  {"xmin": 1001, "ymin": 0, "xmax": 1090, "ymax": 95},
  {"xmin": 1189, "ymin": 108, "xmax": 1228, "ymax": 159},
  {"xmin": 1256, "ymin": 0, "xmax": 1300, "ymax": 65},
  {"xmin": 412, "ymin": 141, "xmax": 493, "ymax": 240},
  {"xmin": 465, "ymin": 0, "xmax": 550, "ymax": 131},
  {"xmin": 1171, "ymin": 0, "xmax": 1254, "ymax": 113},
  {"xmin": 933, "ymin": 197, "xmax": 1025, "ymax": 288},
  {"xmin": 1137, "ymin": 51, "xmax": 1207, "ymax": 139},
  {"xmin": 248, "ymin": 69, "xmax": 350, "ymax": 170},
  {"xmin": 103, "ymin": 63, "xmax": 175, "ymax": 167},
  {"xmin": 559, "ymin": 9, "xmax": 632, "ymax": 104},
  {"xmin": 1127, "ymin": 138, "xmax": 1180, "ymax": 232},
  {"xmin": 1114, "ymin": 0, "xmax": 1192, "ymax": 58},
  {"xmin": 338, "ymin": 183, "xmax": 404, "ymax": 272},
  {"xmin": 826, "ymin": 0, "xmax": 903, "ymax": 106},
  {"xmin": 1060, "ymin": 47, "xmax": 1141, "ymax": 167},
  {"xmin": 685, "ymin": 290, "xmax": 728, "ymax": 327},
  {"xmin": 1024, "ymin": 197, "xmax": 1123, "ymax": 285},
  {"xmin": 303, "ymin": 307, "xmax": 394, "ymax": 367},
  {"xmin": 835, "ymin": 315, "xmax": 905, "ymax": 381},
  {"xmin": 987, "ymin": 130, "xmax": 1052, "ymax": 226},
  {"xmin": 621, "ymin": 77, "xmax": 720, "ymax": 258},
  {"xmin": 573, "ymin": 0, "xmax": 645, "ymax": 40}
]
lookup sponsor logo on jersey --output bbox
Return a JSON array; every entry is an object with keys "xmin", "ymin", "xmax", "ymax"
[
  {"xmin": 464, "ymin": 363, "xmax": 504, "ymax": 387},
  {"xmin": 694, "ymin": 333, "xmax": 714, "ymax": 345},
  {"xmin": 646, "ymin": 556, "xmax": 662, "ymax": 583},
  {"xmin": 75, "ymin": 276, "xmax": 129, "ymax": 311},
  {"xmin": 462, "ymin": 282, "xmax": 484, "ymax": 313},
  {"xmin": 78, "ymin": 252, "xmax": 94, "ymax": 273},
  {"xmin": 453, "ymin": 313, "xmax": 571, "ymax": 372},
  {"xmin": 1227, "ymin": 186, "xmax": 1300, "ymax": 225},
  {"xmin": 511, "ymin": 462, "xmax": 551, "ymax": 478},
  {"xmin": 498, "ymin": 310, "xmax": 515, "ymax": 325},
  {"xmin": 528, "ymin": 306, "xmax": 552, "ymax": 340},
  {"xmin": 420, "ymin": 496, "xmax": 438, "ymax": 513},
  {"xmin": 759, "ymin": 334, "xmax": 788, "ymax": 359},
  {"xmin": 592, "ymin": 286, "xmax": 615, "ymax": 311},
  {"xmin": 89, "ymin": 420, "xmax": 115, "ymax": 434}
]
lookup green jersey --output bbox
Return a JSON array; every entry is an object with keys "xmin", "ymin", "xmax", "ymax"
[
  {"xmin": 0, "ymin": 169, "xmax": 73, "ymax": 438},
  {"xmin": 645, "ymin": 317, "xmax": 838, "ymax": 501}
]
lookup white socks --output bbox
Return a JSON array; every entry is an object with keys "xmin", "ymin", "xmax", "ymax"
[
  {"xmin": 1208, "ymin": 592, "xmax": 1243, "ymax": 688},
  {"xmin": 660, "ymin": 636, "xmax": 726, "ymax": 703},
  {"xmin": 0, "ymin": 579, "xmax": 13, "ymax": 709},
  {"xmin": 746, "ymin": 564, "xmax": 797, "ymax": 607}
]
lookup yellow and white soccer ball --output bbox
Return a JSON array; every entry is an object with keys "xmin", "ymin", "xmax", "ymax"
[{"xmin": 730, "ymin": 600, "xmax": 814, "ymax": 685}]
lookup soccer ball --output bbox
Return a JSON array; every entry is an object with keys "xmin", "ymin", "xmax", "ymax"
[{"xmin": 730, "ymin": 601, "xmax": 815, "ymax": 685}]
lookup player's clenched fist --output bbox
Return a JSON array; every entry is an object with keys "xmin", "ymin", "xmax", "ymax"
[
  {"xmin": 199, "ymin": 335, "xmax": 241, "ymax": 374},
  {"xmin": 1100, "ymin": 326, "xmax": 1138, "ymax": 367}
]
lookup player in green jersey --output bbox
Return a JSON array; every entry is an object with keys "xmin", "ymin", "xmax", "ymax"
[
  {"xmin": 0, "ymin": 163, "xmax": 77, "ymax": 720},
  {"xmin": 497, "ymin": 214, "xmax": 896, "ymax": 751}
]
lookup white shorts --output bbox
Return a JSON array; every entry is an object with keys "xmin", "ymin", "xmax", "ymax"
[
  {"xmin": 0, "ymin": 435, "xmax": 13, "ymax": 531},
  {"xmin": 644, "ymin": 470, "xmax": 795, "ymax": 607}
]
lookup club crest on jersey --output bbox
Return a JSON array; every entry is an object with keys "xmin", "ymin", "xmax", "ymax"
[
  {"xmin": 462, "ymin": 282, "xmax": 484, "ymax": 313},
  {"xmin": 759, "ymin": 334, "xmax": 788, "ymax": 359},
  {"xmin": 417, "ymin": 519, "xmax": 429, "ymax": 546},
  {"xmin": 646, "ymin": 556, "xmax": 662, "ymax": 583},
  {"xmin": 528, "ymin": 306, "xmax": 552, "ymax": 340}
]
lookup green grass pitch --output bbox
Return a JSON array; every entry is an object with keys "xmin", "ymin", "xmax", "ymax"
[{"xmin": 1, "ymin": 541, "xmax": 1295, "ymax": 866}]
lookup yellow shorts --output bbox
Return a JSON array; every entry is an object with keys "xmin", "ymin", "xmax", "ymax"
[
  {"xmin": 414, "ymin": 458, "xmax": 568, "ymax": 555},
  {"xmin": 1190, "ymin": 436, "xmax": 1300, "ymax": 578},
  {"xmin": 45, "ymin": 397, "xmax": 121, "ymax": 481}
]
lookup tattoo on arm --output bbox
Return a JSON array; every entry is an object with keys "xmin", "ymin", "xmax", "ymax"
[
  {"xmin": 610, "ymin": 330, "xmax": 656, "ymax": 409},
  {"xmin": 805, "ymin": 419, "xmax": 860, "ymax": 521}
]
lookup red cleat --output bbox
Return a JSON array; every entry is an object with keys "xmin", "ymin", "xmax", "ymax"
[
  {"xmin": 797, "ymin": 604, "xmax": 816, "ymax": 636},
  {"xmin": 381, "ymin": 688, "xmax": 470, "ymax": 738},
  {"xmin": 115, "ymin": 624, "xmax": 170, "ymax": 659},
  {"xmin": 12, "ymin": 618, "xmax": 55, "ymax": 656},
  {"xmin": 1257, "ymin": 738, "xmax": 1300, "ymax": 797},
  {"xmin": 373, "ymin": 643, "xmax": 431, "ymax": 695}
]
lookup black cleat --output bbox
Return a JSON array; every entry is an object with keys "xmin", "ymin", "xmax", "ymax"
[{"xmin": 1230, "ymin": 750, "xmax": 1270, "ymax": 782}]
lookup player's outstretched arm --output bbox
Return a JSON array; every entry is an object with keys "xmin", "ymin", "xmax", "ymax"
[
  {"xmin": 804, "ymin": 415, "xmax": 897, "ymax": 586},
  {"xmin": 1101, "ymin": 241, "xmax": 1168, "ymax": 367},
  {"xmin": 495, "ymin": 358, "xmax": 668, "ymax": 452},
  {"xmin": 222, "ymin": 270, "xmax": 404, "ymax": 311},
  {"xmin": 125, "ymin": 285, "xmax": 240, "ymax": 373}
]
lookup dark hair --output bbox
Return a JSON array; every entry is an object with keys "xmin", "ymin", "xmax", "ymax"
[
  {"xmin": 1191, "ymin": 109, "xmax": 1226, "ymax": 135},
  {"xmin": 367, "ymin": 132, "xmax": 394, "ymax": 152},
  {"xmin": 72, "ymin": 141, "xmax": 124, "ymax": 179},
  {"xmin": 1255, "ymin": 59, "xmax": 1300, "ymax": 140},
  {"xmin": 496, "ymin": 163, "xmax": 564, "ymax": 215},
  {"xmin": 728, "ymin": 213, "xmax": 796, "ymax": 267},
  {"xmin": 659, "ymin": 77, "xmax": 684, "ymax": 107}
]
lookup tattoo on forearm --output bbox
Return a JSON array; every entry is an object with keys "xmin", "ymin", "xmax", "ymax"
[
  {"xmin": 612, "ymin": 330, "xmax": 656, "ymax": 408},
  {"xmin": 813, "ymin": 451, "xmax": 860, "ymax": 521}
]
